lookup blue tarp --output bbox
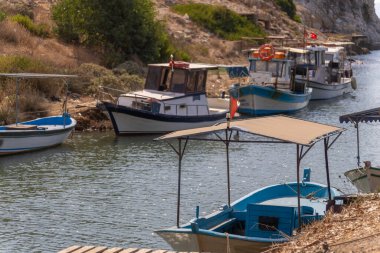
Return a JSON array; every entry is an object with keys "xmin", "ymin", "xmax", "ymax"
[{"xmin": 226, "ymin": 66, "xmax": 249, "ymax": 78}]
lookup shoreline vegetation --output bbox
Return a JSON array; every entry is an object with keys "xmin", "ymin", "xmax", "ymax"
[
  {"xmin": 1, "ymin": 1, "xmax": 380, "ymax": 251},
  {"xmin": 267, "ymin": 194, "xmax": 380, "ymax": 253}
]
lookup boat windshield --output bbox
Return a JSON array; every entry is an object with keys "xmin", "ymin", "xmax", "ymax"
[{"xmin": 250, "ymin": 60, "xmax": 285, "ymax": 77}]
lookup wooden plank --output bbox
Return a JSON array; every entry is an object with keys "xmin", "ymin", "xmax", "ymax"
[
  {"xmin": 72, "ymin": 246, "xmax": 96, "ymax": 253},
  {"xmin": 134, "ymin": 249, "xmax": 153, "ymax": 253},
  {"xmin": 58, "ymin": 246, "xmax": 83, "ymax": 253},
  {"xmin": 102, "ymin": 248, "xmax": 124, "ymax": 253},
  {"xmin": 118, "ymin": 248, "xmax": 139, "ymax": 253},
  {"xmin": 85, "ymin": 246, "xmax": 108, "ymax": 253},
  {"xmin": 151, "ymin": 250, "xmax": 167, "ymax": 253}
]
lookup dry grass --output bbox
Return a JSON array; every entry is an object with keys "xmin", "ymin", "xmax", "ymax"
[
  {"xmin": 267, "ymin": 194, "xmax": 380, "ymax": 253},
  {"xmin": 0, "ymin": 20, "xmax": 33, "ymax": 45},
  {"xmin": 0, "ymin": 80, "xmax": 49, "ymax": 124}
]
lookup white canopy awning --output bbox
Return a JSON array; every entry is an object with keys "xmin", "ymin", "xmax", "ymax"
[{"xmin": 156, "ymin": 115, "xmax": 345, "ymax": 146}]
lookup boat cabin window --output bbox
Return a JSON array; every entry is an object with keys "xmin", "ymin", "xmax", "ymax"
[
  {"xmin": 170, "ymin": 69, "xmax": 187, "ymax": 93},
  {"xmin": 187, "ymin": 70, "xmax": 207, "ymax": 93},
  {"xmin": 145, "ymin": 66, "xmax": 162, "ymax": 90},
  {"xmin": 325, "ymin": 53, "xmax": 334, "ymax": 63},
  {"xmin": 250, "ymin": 60, "xmax": 284, "ymax": 77}
]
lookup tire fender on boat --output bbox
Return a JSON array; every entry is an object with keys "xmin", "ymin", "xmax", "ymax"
[{"xmin": 351, "ymin": 77, "xmax": 357, "ymax": 90}]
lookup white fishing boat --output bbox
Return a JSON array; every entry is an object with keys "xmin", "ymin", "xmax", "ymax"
[
  {"xmin": 101, "ymin": 62, "xmax": 227, "ymax": 135},
  {"xmin": 0, "ymin": 73, "xmax": 77, "ymax": 155},
  {"xmin": 155, "ymin": 116, "xmax": 345, "ymax": 253},
  {"xmin": 292, "ymin": 45, "xmax": 356, "ymax": 100},
  {"xmin": 340, "ymin": 108, "xmax": 380, "ymax": 193},
  {"xmin": 228, "ymin": 45, "xmax": 312, "ymax": 116}
]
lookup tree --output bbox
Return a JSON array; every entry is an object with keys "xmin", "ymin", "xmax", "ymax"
[{"xmin": 52, "ymin": 0, "xmax": 171, "ymax": 66}]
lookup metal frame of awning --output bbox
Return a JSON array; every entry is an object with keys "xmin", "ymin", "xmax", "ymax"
[
  {"xmin": 157, "ymin": 116, "xmax": 345, "ymax": 230},
  {"xmin": 0, "ymin": 73, "xmax": 78, "ymax": 126},
  {"xmin": 340, "ymin": 107, "xmax": 380, "ymax": 167}
]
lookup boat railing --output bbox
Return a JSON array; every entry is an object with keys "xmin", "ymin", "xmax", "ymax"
[{"xmin": 133, "ymin": 100, "xmax": 210, "ymax": 116}]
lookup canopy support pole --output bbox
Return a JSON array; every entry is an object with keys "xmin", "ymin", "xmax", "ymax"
[
  {"xmin": 355, "ymin": 122, "xmax": 360, "ymax": 167},
  {"xmin": 15, "ymin": 78, "xmax": 20, "ymax": 125},
  {"xmin": 225, "ymin": 129, "xmax": 233, "ymax": 207},
  {"xmin": 167, "ymin": 138, "xmax": 189, "ymax": 228},
  {"xmin": 324, "ymin": 138, "xmax": 332, "ymax": 201},
  {"xmin": 296, "ymin": 144, "xmax": 302, "ymax": 230}
]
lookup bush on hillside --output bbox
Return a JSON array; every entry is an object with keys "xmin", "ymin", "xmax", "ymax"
[
  {"xmin": 275, "ymin": 0, "xmax": 300, "ymax": 22},
  {"xmin": 75, "ymin": 63, "xmax": 145, "ymax": 95},
  {"xmin": 10, "ymin": 14, "xmax": 50, "ymax": 37},
  {"xmin": 52, "ymin": 0, "xmax": 177, "ymax": 66},
  {"xmin": 171, "ymin": 3, "xmax": 265, "ymax": 40},
  {"xmin": 0, "ymin": 11, "xmax": 6, "ymax": 22}
]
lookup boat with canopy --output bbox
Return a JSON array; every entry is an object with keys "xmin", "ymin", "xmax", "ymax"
[
  {"xmin": 340, "ymin": 108, "xmax": 380, "ymax": 193},
  {"xmin": 155, "ymin": 115, "xmax": 345, "ymax": 253},
  {"xmin": 0, "ymin": 73, "xmax": 77, "ymax": 155}
]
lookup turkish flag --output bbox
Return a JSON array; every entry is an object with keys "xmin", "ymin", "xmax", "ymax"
[
  {"xmin": 230, "ymin": 97, "xmax": 238, "ymax": 119},
  {"xmin": 310, "ymin": 32, "xmax": 317, "ymax": 40}
]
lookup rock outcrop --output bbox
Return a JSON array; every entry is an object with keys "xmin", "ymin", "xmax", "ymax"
[{"xmin": 295, "ymin": 0, "xmax": 380, "ymax": 48}]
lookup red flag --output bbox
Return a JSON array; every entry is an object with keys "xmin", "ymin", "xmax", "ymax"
[
  {"xmin": 310, "ymin": 32, "xmax": 317, "ymax": 40},
  {"xmin": 230, "ymin": 97, "xmax": 238, "ymax": 119}
]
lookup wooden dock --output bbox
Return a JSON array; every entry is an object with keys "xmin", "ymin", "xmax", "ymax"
[{"xmin": 59, "ymin": 245, "xmax": 194, "ymax": 253}]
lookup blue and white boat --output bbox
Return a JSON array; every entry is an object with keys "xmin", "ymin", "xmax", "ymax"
[
  {"xmin": 0, "ymin": 73, "xmax": 77, "ymax": 155},
  {"xmin": 290, "ymin": 45, "xmax": 356, "ymax": 100},
  {"xmin": 155, "ymin": 116, "xmax": 345, "ymax": 253},
  {"xmin": 101, "ymin": 62, "xmax": 227, "ymax": 135},
  {"xmin": 0, "ymin": 114, "xmax": 76, "ymax": 155},
  {"xmin": 228, "ymin": 49, "xmax": 312, "ymax": 116}
]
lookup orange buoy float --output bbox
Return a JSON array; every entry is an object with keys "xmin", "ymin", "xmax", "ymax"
[
  {"xmin": 258, "ymin": 44, "xmax": 275, "ymax": 61},
  {"xmin": 252, "ymin": 50, "xmax": 260, "ymax": 58},
  {"xmin": 274, "ymin": 51, "xmax": 285, "ymax": 59}
]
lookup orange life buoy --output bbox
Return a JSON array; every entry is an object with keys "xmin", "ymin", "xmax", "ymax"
[{"xmin": 258, "ymin": 44, "xmax": 275, "ymax": 61}]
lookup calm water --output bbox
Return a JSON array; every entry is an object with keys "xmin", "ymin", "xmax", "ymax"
[{"xmin": 2, "ymin": 52, "xmax": 380, "ymax": 252}]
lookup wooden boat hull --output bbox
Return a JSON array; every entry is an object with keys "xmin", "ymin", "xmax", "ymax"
[
  {"xmin": 0, "ymin": 116, "xmax": 76, "ymax": 155},
  {"xmin": 157, "ymin": 230, "xmax": 272, "ymax": 253},
  {"xmin": 298, "ymin": 79, "xmax": 352, "ymax": 100},
  {"xmin": 235, "ymin": 85, "xmax": 311, "ymax": 116},
  {"xmin": 344, "ymin": 167, "xmax": 380, "ymax": 193},
  {"xmin": 103, "ymin": 102, "xmax": 227, "ymax": 135}
]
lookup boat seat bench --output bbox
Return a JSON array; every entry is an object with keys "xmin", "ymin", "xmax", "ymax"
[{"xmin": 209, "ymin": 218, "xmax": 237, "ymax": 231}]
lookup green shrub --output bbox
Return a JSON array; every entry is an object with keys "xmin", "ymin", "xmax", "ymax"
[
  {"xmin": 275, "ymin": 0, "xmax": 299, "ymax": 21},
  {"xmin": 52, "ymin": 0, "xmax": 173, "ymax": 65},
  {"xmin": 10, "ymin": 14, "xmax": 49, "ymax": 37},
  {"xmin": 0, "ymin": 11, "xmax": 6, "ymax": 22},
  {"xmin": 172, "ymin": 3, "xmax": 265, "ymax": 40}
]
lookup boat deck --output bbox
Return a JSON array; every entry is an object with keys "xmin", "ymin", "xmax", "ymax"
[{"xmin": 59, "ymin": 245, "xmax": 195, "ymax": 253}]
